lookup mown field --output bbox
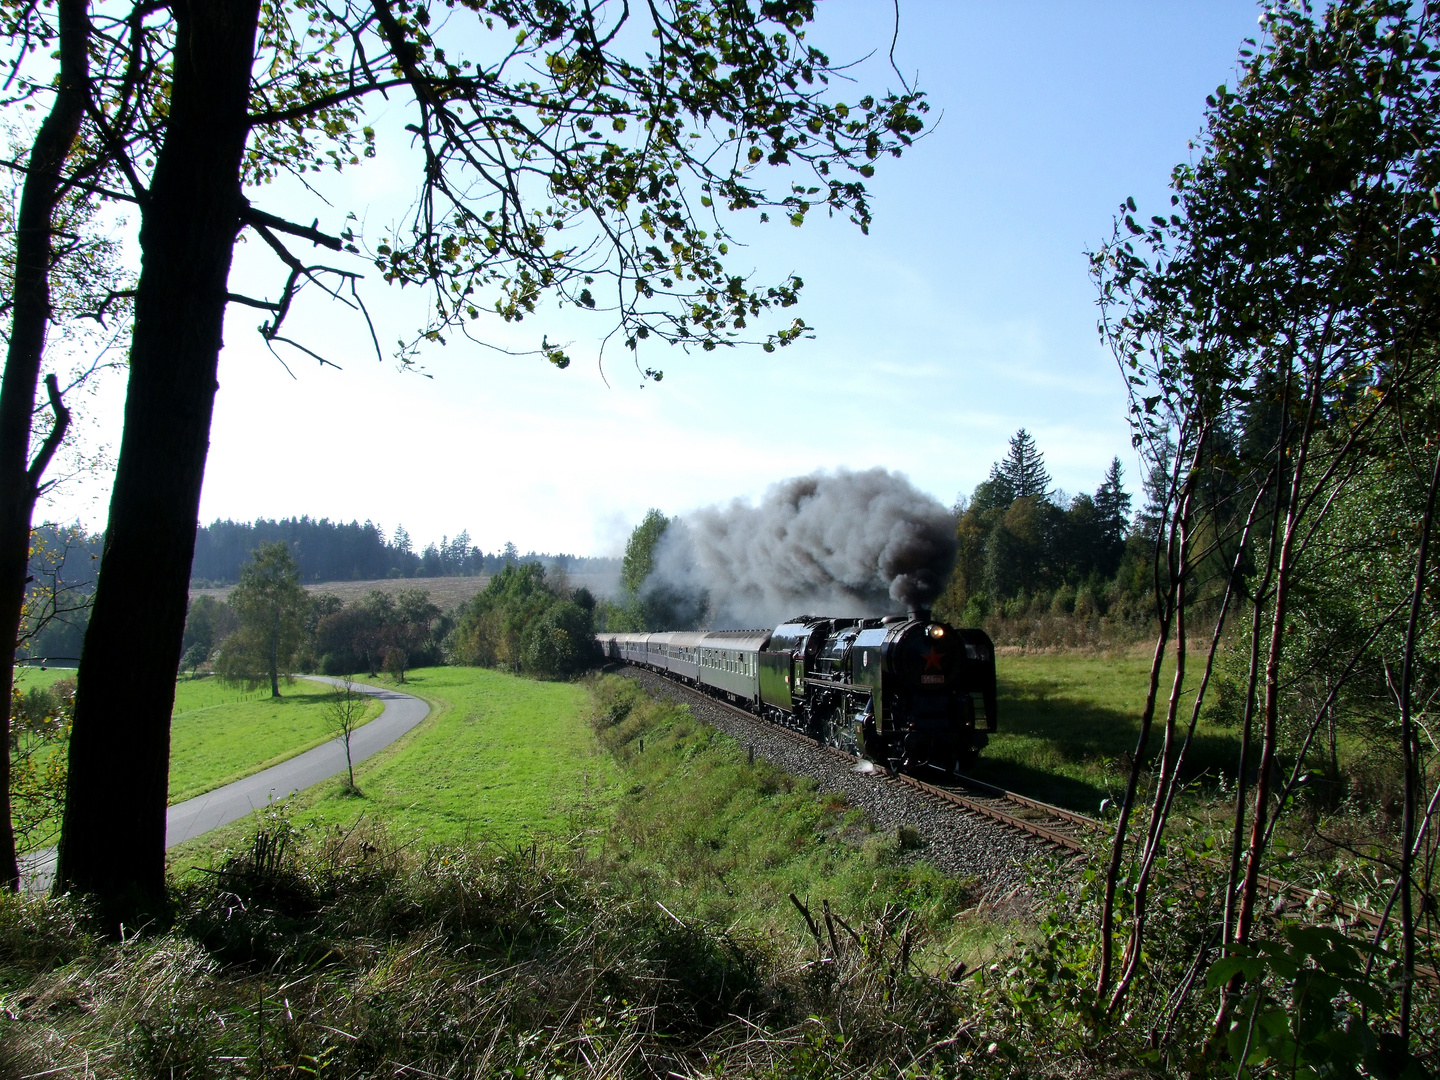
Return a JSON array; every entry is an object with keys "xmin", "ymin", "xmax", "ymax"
[
  {"xmin": 170, "ymin": 667, "xmax": 617, "ymax": 863},
  {"xmin": 14, "ymin": 668, "xmax": 382, "ymax": 805},
  {"xmin": 186, "ymin": 571, "xmax": 618, "ymax": 609},
  {"xmin": 167, "ymin": 678, "xmax": 383, "ymax": 802},
  {"xmin": 13, "ymin": 664, "xmax": 74, "ymax": 691}
]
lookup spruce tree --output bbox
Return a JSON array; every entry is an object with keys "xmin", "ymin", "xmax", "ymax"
[
  {"xmin": 1093, "ymin": 457, "xmax": 1132, "ymax": 546},
  {"xmin": 998, "ymin": 429, "xmax": 1051, "ymax": 501},
  {"xmin": 969, "ymin": 463, "xmax": 1015, "ymax": 513}
]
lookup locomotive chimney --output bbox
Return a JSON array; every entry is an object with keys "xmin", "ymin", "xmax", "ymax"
[{"xmin": 909, "ymin": 606, "xmax": 931, "ymax": 622}]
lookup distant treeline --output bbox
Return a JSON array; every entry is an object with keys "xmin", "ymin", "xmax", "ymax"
[
  {"xmin": 12, "ymin": 519, "xmax": 618, "ymax": 668},
  {"xmin": 181, "ymin": 545, "xmax": 597, "ymax": 683},
  {"xmin": 931, "ymin": 429, "xmax": 1157, "ymax": 645},
  {"xmin": 189, "ymin": 517, "xmax": 618, "ymax": 585}
]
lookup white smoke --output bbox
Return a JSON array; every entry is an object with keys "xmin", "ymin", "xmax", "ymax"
[{"xmin": 648, "ymin": 468, "xmax": 957, "ymax": 629}]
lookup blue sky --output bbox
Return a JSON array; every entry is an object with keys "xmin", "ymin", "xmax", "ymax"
[{"xmin": 42, "ymin": 1, "xmax": 1262, "ymax": 557}]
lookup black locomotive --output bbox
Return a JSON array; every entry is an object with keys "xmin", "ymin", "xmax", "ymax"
[{"xmin": 596, "ymin": 610, "xmax": 997, "ymax": 772}]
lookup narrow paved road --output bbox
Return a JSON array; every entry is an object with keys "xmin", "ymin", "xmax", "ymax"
[{"xmin": 20, "ymin": 676, "xmax": 430, "ymax": 892}]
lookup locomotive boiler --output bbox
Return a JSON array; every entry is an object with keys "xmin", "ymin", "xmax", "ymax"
[{"xmin": 597, "ymin": 610, "xmax": 997, "ymax": 772}]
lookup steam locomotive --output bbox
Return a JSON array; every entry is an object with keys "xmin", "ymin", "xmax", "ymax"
[{"xmin": 596, "ymin": 610, "xmax": 997, "ymax": 772}]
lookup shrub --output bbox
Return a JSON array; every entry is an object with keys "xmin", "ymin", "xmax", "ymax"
[
  {"xmin": 520, "ymin": 600, "xmax": 597, "ymax": 678},
  {"xmin": 450, "ymin": 563, "xmax": 598, "ymax": 678}
]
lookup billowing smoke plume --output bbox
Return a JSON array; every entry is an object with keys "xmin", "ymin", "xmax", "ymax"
[{"xmin": 647, "ymin": 468, "xmax": 956, "ymax": 629}]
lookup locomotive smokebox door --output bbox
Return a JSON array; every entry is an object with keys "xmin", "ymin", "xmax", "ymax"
[{"xmin": 890, "ymin": 623, "xmax": 964, "ymax": 689}]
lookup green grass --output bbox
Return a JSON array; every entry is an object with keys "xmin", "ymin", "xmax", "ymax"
[
  {"xmin": 12, "ymin": 663, "xmax": 76, "ymax": 689},
  {"xmin": 974, "ymin": 644, "xmax": 1242, "ymax": 813},
  {"xmin": 589, "ymin": 675, "xmax": 1002, "ymax": 963},
  {"xmin": 170, "ymin": 667, "xmax": 1015, "ymax": 973},
  {"xmin": 167, "ymin": 677, "xmax": 382, "ymax": 803},
  {"xmin": 171, "ymin": 667, "xmax": 612, "ymax": 865},
  {"xmin": 14, "ymin": 674, "xmax": 383, "ymax": 810}
]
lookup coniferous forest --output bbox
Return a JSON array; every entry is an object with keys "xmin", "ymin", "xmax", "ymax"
[
  {"xmin": 189, "ymin": 518, "xmax": 617, "ymax": 585},
  {"xmin": 932, "ymin": 430, "xmax": 1157, "ymax": 646}
]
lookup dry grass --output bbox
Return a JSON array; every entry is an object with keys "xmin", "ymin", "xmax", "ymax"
[
  {"xmin": 0, "ymin": 818, "xmax": 989, "ymax": 1080},
  {"xmin": 190, "ymin": 572, "xmax": 618, "ymax": 610},
  {"xmin": 189, "ymin": 575, "xmax": 492, "ymax": 609}
]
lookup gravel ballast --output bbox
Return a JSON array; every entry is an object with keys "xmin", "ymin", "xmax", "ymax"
[{"xmin": 620, "ymin": 667, "xmax": 1054, "ymax": 897}]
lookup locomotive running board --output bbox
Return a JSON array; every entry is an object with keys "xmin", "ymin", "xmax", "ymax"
[{"xmin": 802, "ymin": 678, "xmax": 868, "ymax": 693}]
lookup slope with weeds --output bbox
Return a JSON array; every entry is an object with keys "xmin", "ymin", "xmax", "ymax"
[
  {"xmin": 1, "ymin": 816, "xmax": 1009, "ymax": 1079},
  {"xmin": 589, "ymin": 674, "xmax": 1005, "ymax": 951}
]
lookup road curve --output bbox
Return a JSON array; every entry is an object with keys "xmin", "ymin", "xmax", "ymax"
[{"xmin": 20, "ymin": 676, "xmax": 430, "ymax": 892}]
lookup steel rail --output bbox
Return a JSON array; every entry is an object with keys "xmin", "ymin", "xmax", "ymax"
[
  {"xmin": 951, "ymin": 771, "xmax": 1103, "ymax": 832},
  {"xmin": 892, "ymin": 771, "xmax": 1088, "ymax": 853}
]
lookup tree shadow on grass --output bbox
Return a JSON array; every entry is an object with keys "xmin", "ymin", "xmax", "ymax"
[{"xmin": 967, "ymin": 677, "xmax": 1244, "ymax": 814}]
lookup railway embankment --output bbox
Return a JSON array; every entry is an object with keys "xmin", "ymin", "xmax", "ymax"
[{"xmin": 620, "ymin": 665, "xmax": 1054, "ymax": 893}]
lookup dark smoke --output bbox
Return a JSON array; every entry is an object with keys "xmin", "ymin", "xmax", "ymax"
[{"xmin": 648, "ymin": 468, "xmax": 956, "ymax": 629}]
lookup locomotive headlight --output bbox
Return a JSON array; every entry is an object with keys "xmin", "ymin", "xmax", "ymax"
[{"xmin": 927, "ymin": 625, "xmax": 944, "ymax": 638}]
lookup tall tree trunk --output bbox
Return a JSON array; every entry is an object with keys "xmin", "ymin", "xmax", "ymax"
[
  {"xmin": 1393, "ymin": 440, "xmax": 1440, "ymax": 1047},
  {"xmin": 55, "ymin": 0, "xmax": 260, "ymax": 928},
  {"xmin": 0, "ymin": 0, "xmax": 89, "ymax": 891},
  {"xmin": 1235, "ymin": 374, "xmax": 1322, "ymax": 947},
  {"xmin": 269, "ymin": 609, "xmax": 279, "ymax": 697},
  {"xmin": 1095, "ymin": 439, "xmax": 1189, "ymax": 998}
]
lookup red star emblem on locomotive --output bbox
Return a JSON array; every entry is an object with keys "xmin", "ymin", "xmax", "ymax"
[{"xmin": 922, "ymin": 647, "xmax": 944, "ymax": 671}]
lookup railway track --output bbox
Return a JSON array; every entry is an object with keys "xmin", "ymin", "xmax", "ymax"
[
  {"xmin": 638, "ymin": 668, "xmax": 1100, "ymax": 855},
  {"xmin": 628, "ymin": 668, "xmax": 1434, "ymax": 950},
  {"xmin": 904, "ymin": 772, "xmax": 1098, "ymax": 854}
]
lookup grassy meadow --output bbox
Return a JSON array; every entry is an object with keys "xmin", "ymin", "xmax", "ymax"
[
  {"xmin": 12, "ymin": 663, "xmax": 75, "ymax": 690},
  {"xmin": 976, "ymin": 643, "xmax": 1241, "ymax": 814},
  {"xmin": 76, "ymin": 664, "xmax": 1050, "ymax": 1080},
  {"xmin": 167, "ymin": 677, "xmax": 383, "ymax": 802},
  {"xmin": 9, "ymin": 656, "xmax": 1431, "ymax": 1078},
  {"xmin": 170, "ymin": 666, "xmax": 1021, "ymax": 969},
  {"xmin": 170, "ymin": 667, "xmax": 616, "ymax": 865},
  {"xmin": 292, "ymin": 666, "xmax": 614, "ymax": 845},
  {"xmin": 13, "ymin": 669, "xmax": 383, "ymax": 809}
]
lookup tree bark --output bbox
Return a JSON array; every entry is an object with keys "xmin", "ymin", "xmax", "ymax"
[
  {"xmin": 0, "ymin": 0, "xmax": 90, "ymax": 891},
  {"xmin": 1095, "ymin": 439, "xmax": 1189, "ymax": 998},
  {"xmin": 1235, "ymin": 373, "xmax": 1322, "ymax": 948},
  {"xmin": 55, "ymin": 0, "xmax": 260, "ymax": 927},
  {"xmin": 269, "ymin": 608, "xmax": 280, "ymax": 697},
  {"xmin": 1393, "ymin": 440, "xmax": 1440, "ymax": 1047}
]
